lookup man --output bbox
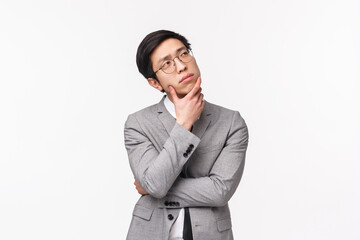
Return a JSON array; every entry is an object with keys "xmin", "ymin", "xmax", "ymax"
[{"xmin": 124, "ymin": 30, "xmax": 249, "ymax": 240}]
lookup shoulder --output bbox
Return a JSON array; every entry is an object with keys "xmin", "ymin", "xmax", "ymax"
[
  {"xmin": 127, "ymin": 103, "xmax": 158, "ymax": 119},
  {"xmin": 205, "ymin": 100, "xmax": 245, "ymax": 122},
  {"xmin": 207, "ymin": 100, "xmax": 249, "ymax": 141},
  {"xmin": 124, "ymin": 102, "xmax": 159, "ymax": 130},
  {"xmin": 205, "ymin": 101, "xmax": 248, "ymax": 141}
]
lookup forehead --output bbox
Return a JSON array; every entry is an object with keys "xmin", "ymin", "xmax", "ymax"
[{"xmin": 150, "ymin": 38, "xmax": 186, "ymax": 62}]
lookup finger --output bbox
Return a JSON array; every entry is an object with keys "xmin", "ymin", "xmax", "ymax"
[
  {"xmin": 194, "ymin": 87, "xmax": 202, "ymax": 97},
  {"xmin": 191, "ymin": 87, "xmax": 202, "ymax": 103},
  {"xmin": 168, "ymin": 86, "xmax": 179, "ymax": 102},
  {"xmin": 198, "ymin": 93, "xmax": 204, "ymax": 102},
  {"xmin": 187, "ymin": 77, "xmax": 201, "ymax": 99},
  {"xmin": 200, "ymin": 97, "xmax": 205, "ymax": 108}
]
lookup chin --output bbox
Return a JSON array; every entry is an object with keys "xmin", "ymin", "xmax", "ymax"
[{"xmin": 176, "ymin": 88, "xmax": 191, "ymax": 97}]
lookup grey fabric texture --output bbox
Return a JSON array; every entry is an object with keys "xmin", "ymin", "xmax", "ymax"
[{"xmin": 124, "ymin": 95, "xmax": 249, "ymax": 240}]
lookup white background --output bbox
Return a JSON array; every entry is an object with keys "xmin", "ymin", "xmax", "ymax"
[{"xmin": 1, "ymin": 0, "xmax": 359, "ymax": 239}]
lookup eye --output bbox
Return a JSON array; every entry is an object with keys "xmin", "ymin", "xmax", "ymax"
[
  {"xmin": 162, "ymin": 60, "xmax": 171, "ymax": 69},
  {"xmin": 180, "ymin": 51, "xmax": 189, "ymax": 57}
]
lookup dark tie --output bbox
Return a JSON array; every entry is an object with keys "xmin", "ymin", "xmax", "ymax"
[
  {"xmin": 183, "ymin": 125, "xmax": 193, "ymax": 240},
  {"xmin": 183, "ymin": 207, "xmax": 193, "ymax": 240}
]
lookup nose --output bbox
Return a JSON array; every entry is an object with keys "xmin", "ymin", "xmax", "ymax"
[{"xmin": 174, "ymin": 57, "xmax": 186, "ymax": 73}]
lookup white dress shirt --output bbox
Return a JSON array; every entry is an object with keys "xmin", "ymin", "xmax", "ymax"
[{"xmin": 164, "ymin": 95, "xmax": 185, "ymax": 240}]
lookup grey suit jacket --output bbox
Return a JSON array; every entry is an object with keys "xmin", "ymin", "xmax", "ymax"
[{"xmin": 124, "ymin": 95, "xmax": 249, "ymax": 240}]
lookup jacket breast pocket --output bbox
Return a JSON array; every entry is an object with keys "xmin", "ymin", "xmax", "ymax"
[
  {"xmin": 132, "ymin": 204, "xmax": 154, "ymax": 221},
  {"xmin": 217, "ymin": 216, "xmax": 232, "ymax": 232}
]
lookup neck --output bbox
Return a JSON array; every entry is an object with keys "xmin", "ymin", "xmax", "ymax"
[{"xmin": 166, "ymin": 92, "xmax": 186, "ymax": 103}]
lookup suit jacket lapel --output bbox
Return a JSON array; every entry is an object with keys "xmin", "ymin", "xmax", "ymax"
[
  {"xmin": 192, "ymin": 100, "xmax": 212, "ymax": 139},
  {"xmin": 157, "ymin": 95, "xmax": 176, "ymax": 136},
  {"xmin": 156, "ymin": 95, "xmax": 212, "ymax": 139}
]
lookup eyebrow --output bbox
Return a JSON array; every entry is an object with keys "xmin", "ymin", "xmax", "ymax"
[{"xmin": 157, "ymin": 46, "xmax": 187, "ymax": 65}]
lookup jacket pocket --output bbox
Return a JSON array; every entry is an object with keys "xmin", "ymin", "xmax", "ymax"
[
  {"xmin": 132, "ymin": 204, "xmax": 154, "ymax": 221},
  {"xmin": 217, "ymin": 216, "xmax": 232, "ymax": 232}
]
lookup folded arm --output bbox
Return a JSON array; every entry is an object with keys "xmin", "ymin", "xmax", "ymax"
[
  {"xmin": 124, "ymin": 114, "xmax": 200, "ymax": 198},
  {"xmin": 159, "ymin": 111, "xmax": 249, "ymax": 208}
]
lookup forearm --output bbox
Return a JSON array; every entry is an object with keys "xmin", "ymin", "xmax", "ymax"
[
  {"xmin": 158, "ymin": 156, "xmax": 245, "ymax": 208},
  {"xmin": 125, "ymin": 114, "xmax": 200, "ymax": 198},
  {"xmin": 158, "ymin": 111, "xmax": 249, "ymax": 208}
]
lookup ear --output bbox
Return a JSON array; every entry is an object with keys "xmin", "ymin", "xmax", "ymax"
[{"xmin": 147, "ymin": 78, "xmax": 164, "ymax": 92}]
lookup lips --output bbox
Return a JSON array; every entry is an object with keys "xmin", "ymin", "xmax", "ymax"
[{"xmin": 180, "ymin": 73, "xmax": 194, "ymax": 83}]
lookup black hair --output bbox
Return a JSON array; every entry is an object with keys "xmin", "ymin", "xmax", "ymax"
[{"xmin": 136, "ymin": 30, "xmax": 192, "ymax": 92}]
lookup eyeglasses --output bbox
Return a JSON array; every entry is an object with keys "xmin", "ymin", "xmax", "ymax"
[{"xmin": 154, "ymin": 50, "xmax": 194, "ymax": 74}]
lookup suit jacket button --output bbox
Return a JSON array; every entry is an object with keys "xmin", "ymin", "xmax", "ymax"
[
  {"xmin": 189, "ymin": 144, "xmax": 194, "ymax": 149},
  {"xmin": 183, "ymin": 153, "xmax": 188, "ymax": 158},
  {"xmin": 186, "ymin": 149, "xmax": 190, "ymax": 154},
  {"xmin": 168, "ymin": 214, "xmax": 174, "ymax": 220}
]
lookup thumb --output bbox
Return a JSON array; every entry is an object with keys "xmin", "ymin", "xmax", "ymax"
[{"xmin": 168, "ymin": 86, "xmax": 179, "ymax": 102}]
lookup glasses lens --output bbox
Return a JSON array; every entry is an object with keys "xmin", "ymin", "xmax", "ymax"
[
  {"xmin": 179, "ymin": 50, "xmax": 192, "ymax": 63},
  {"xmin": 162, "ymin": 61, "xmax": 175, "ymax": 74},
  {"xmin": 161, "ymin": 50, "xmax": 193, "ymax": 74}
]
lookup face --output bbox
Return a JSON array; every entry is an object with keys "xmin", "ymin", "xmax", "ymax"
[{"xmin": 148, "ymin": 38, "xmax": 201, "ymax": 99}]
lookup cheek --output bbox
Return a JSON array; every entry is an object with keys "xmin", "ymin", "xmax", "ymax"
[
  {"xmin": 191, "ymin": 60, "xmax": 200, "ymax": 72},
  {"xmin": 178, "ymin": 82, "xmax": 196, "ymax": 93}
]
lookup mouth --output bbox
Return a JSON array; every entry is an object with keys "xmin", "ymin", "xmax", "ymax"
[{"xmin": 179, "ymin": 73, "xmax": 194, "ymax": 84}]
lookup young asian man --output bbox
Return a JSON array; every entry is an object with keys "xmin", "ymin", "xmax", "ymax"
[{"xmin": 124, "ymin": 30, "xmax": 249, "ymax": 240}]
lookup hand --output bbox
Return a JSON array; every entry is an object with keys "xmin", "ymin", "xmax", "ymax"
[
  {"xmin": 134, "ymin": 177, "xmax": 148, "ymax": 195},
  {"xmin": 169, "ymin": 77, "xmax": 205, "ymax": 131}
]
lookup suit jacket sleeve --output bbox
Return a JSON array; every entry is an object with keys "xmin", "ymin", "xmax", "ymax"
[
  {"xmin": 124, "ymin": 113, "xmax": 201, "ymax": 199},
  {"xmin": 159, "ymin": 111, "xmax": 249, "ymax": 207}
]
